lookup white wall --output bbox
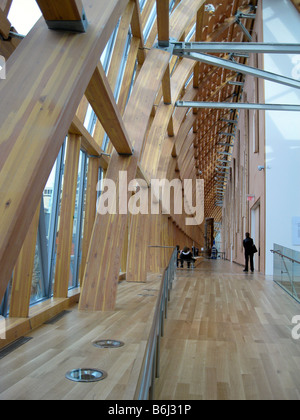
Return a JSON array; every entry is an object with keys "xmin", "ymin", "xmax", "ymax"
[{"xmin": 263, "ymin": 0, "xmax": 300, "ymax": 274}]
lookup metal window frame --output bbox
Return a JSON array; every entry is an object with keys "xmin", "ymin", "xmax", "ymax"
[
  {"xmin": 70, "ymin": 151, "xmax": 88, "ymax": 289},
  {"xmin": 47, "ymin": 141, "xmax": 66, "ymax": 297}
]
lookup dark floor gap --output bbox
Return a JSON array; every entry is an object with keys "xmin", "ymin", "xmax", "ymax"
[
  {"xmin": 44, "ymin": 310, "xmax": 71, "ymax": 325},
  {"xmin": 0, "ymin": 337, "xmax": 33, "ymax": 360}
]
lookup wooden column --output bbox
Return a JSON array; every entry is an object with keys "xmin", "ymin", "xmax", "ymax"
[
  {"xmin": 126, "ymin": 204, "xmax": 151, "ymax": 283},
  {"xmin": 148, "ymin": 213, "xmax": 165, "ymax": 273},
  {"xmin": 35, "ymin": 0, "xmax": 87, "ymax": 32},
  {"xmin": 9, "ymin": 204, "xmax": 41, "ymax": 318},
  {"xmin": 156, "ymin": 0, "xmax": 170, "ymax": 46},
  {"xmin": 79, "ymin": 47, "xmax": 171, "ymax": 311},
  {"xmin": 79, "ymin": 157, "xmax": 99, "ymax": 285},
  {"xmin": 53, "ymin": 134, "xmax": 81, "ymax": 298},
  {"xmin": 121, "ymin": 213, "xmax": 131, "ymax": 274}
]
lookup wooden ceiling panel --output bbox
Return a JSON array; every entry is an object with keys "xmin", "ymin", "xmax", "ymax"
[{"xmin": 175, "ymin": 0, "xmax": 258, "ymax": 221}]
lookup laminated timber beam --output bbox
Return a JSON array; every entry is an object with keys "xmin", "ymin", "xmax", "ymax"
[
  {"xmin": 91, "ymin": 0, "xmax": 143, "ymax": 156},
  {"xmin": 53, "ymin": 134, "xmax": 81, "ymax": 299},
  {"xmin": 35, "ymin": 0, "xmax": 88, "ymax": 32},
  {"xmin": 0, "ymin": 0, "xmax": 130, "ymax": 305},
  {"xmin": 156, "ymin": 0, "xmax": 171, "ymax": 104},
  {"xmin": 131, "ymin": 0, "xmax": 146, "ymax": 65},
  {"xmin": 0, "ymin": 1, "xmax": 12, "ymax": 17},
  {"xmin": 80, "ymin": 0, "xmax": 207, "ymax": 309},
  {"xmin": 9, "ymin": 203, "xmax": 41, "ymax": 318},
  {"xmin": 78, "ymin": 156, "xmax": 99, "ymax": 286},
  {"xmin": 156, "ymin": 0, "xmax": 169, "ymax": 47},
  {"xmin": 125, "ymin": 63, "xmax": 197, "ymax": 282},
  {"xmin": 85, "ymin": 63, "xmax": 133, "ymax": 156},
  {"xmin": 69, "ymin": 116, "xmax": 110, "ymax": 169},
  {"xmin": 79, "ymin": 47, "xmax": 171, "ymax": 311},
  {"xmin": 70, "ymin": 114, "xmax": 149, "ymax": 184},
  {"xmin": 0, "ymin": 6, "xmax": 10, "ymax": 38}
]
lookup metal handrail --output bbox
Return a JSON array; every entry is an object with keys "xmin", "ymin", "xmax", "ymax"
[
  {"xmin": 270, "ymin": 249, "xmax": 300, "ymax": 264},
  {"xmin": 134, "ymin": 247, "xmax": 177, "ymax": 400}
]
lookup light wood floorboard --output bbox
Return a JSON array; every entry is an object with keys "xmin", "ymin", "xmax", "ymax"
[
  {"xmin": 1, "ymin": 260, "xmax": 300, "ymax": 400},
  {"xmin": 0, "ymin": 274, "xmax": 162, "ymax": 400},
  {"xmin": 154, "ymin": 259, "xmax": 300, "ymax": 400}
]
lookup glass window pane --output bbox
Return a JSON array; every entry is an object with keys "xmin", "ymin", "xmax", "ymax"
[
  {"xmin": 43, "ymin": 161, "xmax": 57, "ymax": 247},
  {"xmin": 30, "ymin": 240, "xmax": 44, "ymax": 304},
  {"xmin": 69, "ymin": 151, "xmax": 88, "ymax": 289},
  {"xmin": 50, "ymin": 143, "xmax": 67, "ymax": 295}
]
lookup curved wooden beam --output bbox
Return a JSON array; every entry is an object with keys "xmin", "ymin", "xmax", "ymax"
[
  {"xmin": 79, "ymin": 47, "xmax": 171, "ymax": 311},
  {"xmin": 0, "ymin": 0, "xmax": 129, "ymax": 305}
]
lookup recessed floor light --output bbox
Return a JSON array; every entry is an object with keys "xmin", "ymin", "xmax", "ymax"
[
  {"xmin": 65, "ymin": 368, "xmax": 107, "ymax": 382},
  {"xmin": 93, "ymin": 339, "xmax": 124, "ymax": 348}
]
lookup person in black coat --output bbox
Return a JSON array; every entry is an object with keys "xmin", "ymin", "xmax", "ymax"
[
  {"xmin": 243, "ymin": 232, "xmax": 254, "ymax": 272},
  {"xmin": 180, "ymin": 246, "xmax": 196, "ymax": 268}
]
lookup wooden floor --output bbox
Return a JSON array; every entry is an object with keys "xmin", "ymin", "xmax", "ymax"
[
  {"xmin": 0, "ymin": 274, "xmax": 162, "ymax": 400},
  {"xmin": 1, "ymin": 259, "xmax": 300, "ymax": 400},
  {"xmin": 154, "ymin": 259, "xmax": 300, "ymax": 400}
]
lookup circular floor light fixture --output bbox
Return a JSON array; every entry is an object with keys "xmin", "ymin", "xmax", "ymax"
[
  {"xmin": 65, "ymin": 368, "xmax": 107, "ymax": 383},
  {"xmin": 93, "ymin": 339, "xmax": 124, "ymax": 349}
]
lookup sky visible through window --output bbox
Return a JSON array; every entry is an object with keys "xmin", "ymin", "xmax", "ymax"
[{"xmin": 8, "ymin": 0, "xmax": 41, "ymax": 35}]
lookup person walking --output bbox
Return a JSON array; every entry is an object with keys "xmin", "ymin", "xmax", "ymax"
[{"xmin": 243, "ymin": 232, "xmax": 254, "ymax": 272}]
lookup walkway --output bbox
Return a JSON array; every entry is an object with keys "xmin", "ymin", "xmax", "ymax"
[
  {"xmin": 1, "ymin": 259, "xmax": 300, "ymax": 400},
  {"xmin": 0, "ymin": 274, "xmax": 162, "ymax": 400},
  {"xmin": 154, "ymin": 259, "xmax": 300, "ymax": 400}
]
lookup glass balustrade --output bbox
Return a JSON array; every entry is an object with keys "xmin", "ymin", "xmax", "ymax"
[{"xmin": 272, "ymin": 244, "xmax": 300, "ymax": 303}]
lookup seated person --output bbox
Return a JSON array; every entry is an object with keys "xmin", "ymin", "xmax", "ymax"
[{"xmin": 180, "ymin": 246, "xmax": 196, "ymax": 268}]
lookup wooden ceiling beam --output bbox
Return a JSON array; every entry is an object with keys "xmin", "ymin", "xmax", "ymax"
[
  {"xmin": 156, "ymin": 0, "xmax": 170, "ymax": 45},
  {"xmin": 86, "ymin": 63, "xmax": 133, "ymax": 156},
  {"xmin": 0, "ymin": 6, "xmax": 10, "ymax": 38},
  {"xmin": 35, "ymin": 0, "xmax": 87, "ymax": 31},
  {"xmin": 69, "ymin": 116, "xmax": 109, "ymax": 169},
  {"xmin": 131, "ymin": 0, "xmax": 146, "ymax": 64},
  {"xmin": 70, "ymin": 114, "xmax": 149, "ymax": 184},
  {"xmin": 0, "ymin": 0, "xmax": 12, "ymax": 17}
]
